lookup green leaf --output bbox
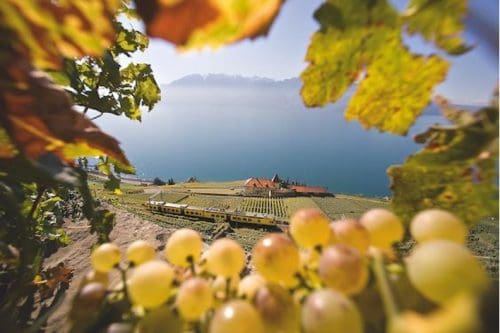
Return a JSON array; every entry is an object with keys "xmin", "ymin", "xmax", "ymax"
[
  {"xmin": 388, "ymin": 99, "xmax": 499, "ymax": 226},
  {"xmin": 404, "ymin": 0, "xmax": 471, "ymax": 55},
  {"xmin": 345, "ymin": 38, "xmax": 449, "ymax": 135},
  {"xmin": 90, "ymin": 209, "xmax": 115, "ymax": 243}
]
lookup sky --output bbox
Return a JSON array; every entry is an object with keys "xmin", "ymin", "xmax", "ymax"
[{"xmin": 124, "ymin": 0, "xmax": 499, "ymax": 106}]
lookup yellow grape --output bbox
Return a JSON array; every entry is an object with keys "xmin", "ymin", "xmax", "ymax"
[
  {"xmin": 405, "ymin": 240, "xmax": 488, "ymax": 304},
  {"xmin": 302, "ymin": 289, "xmax": 363, "ymax": 333},
  {"xmin": 330, "ymin": 220, "xmax": 370, "ymax": 254},
  {"xmin": 290, "ymin": 208, "xmax": 331, "ymax": 248},
  {"xmin": 128, "ymin": 260, "xmax": 174, "ymax": 309},
  {"xmin": 238, "ymin": 274, "xmax": 266, "ymax": 300},
  {"xmin": 91, "ymin": 243, "xmax": 121, "ymax": 273},
  {"xmin": 136, "ymin": 306, "xmax": 183, "ymax": 333},
  {"xmin": 390, "ymin": 293, "xmax": 481, "ymax": 333},
  {"xmin": 254, "ymin": 284, "xmax": 300, "ymax": 333},
  {"xmin": 252, "ymin": 233, "xmax": 300, "ymax": 283},
  {"xmin": 176, "ymin": 277, "xmax": 213, "ymax": 321},
  {"xmin": 165, "ymin": 229, "xmax": 202, "ymax": 267},
  {"xmin": 206, "ymin": 238, "xmax": 245, "ymax": 277},
  {"xmin": 359, "ymin": 208, "xmax": 404, "ymax": 249},
  {"xmin": 209, "ymin": 300, "xmax": 264, "ymax": 333},
  {"xmin": 126, "ymin": 240, "xmax": 156, "ymax": 265},
  {"xmin": 410, "ymin": 209, "xmax": 467, "ymax": 244},
  {"xmin": 318, "ymin": 244, "xmax": 368, "ymax": 295}
]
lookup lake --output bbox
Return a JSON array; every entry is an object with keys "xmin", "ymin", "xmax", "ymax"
[{"xmin": 97, "ymin": 84, "xmax": 446, "ymax": 196}]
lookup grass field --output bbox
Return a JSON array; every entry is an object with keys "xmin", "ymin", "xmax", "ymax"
[
  {"xmin": 178, "ymin": 195, "xmax": 243, "ymax": 209},
  {"xmin": 312, "ymin": 197, "xmax": 389, "ymax": 220}
]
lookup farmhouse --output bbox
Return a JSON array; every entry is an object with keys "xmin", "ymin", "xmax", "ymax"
[{"xmin": 244, "ymin": 177, "xmax": 279, "ymax": 188}]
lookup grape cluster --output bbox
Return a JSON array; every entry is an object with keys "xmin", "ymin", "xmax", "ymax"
[{"xmin": 71, "ymin": 208, "xmax": 490, "ymax": 332}]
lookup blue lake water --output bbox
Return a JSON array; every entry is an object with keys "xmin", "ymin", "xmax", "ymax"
[{"xmin": 97, "ymin": 86, "xmax": 446, "ymax": 196}]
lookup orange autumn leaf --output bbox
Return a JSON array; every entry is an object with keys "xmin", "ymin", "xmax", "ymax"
[
  {"xmin": 0, "ymin": 57, "xmax": 130, "ymax": 168},
  {"xmin": 135, "ymin": 0, "xmax": 285, "ymax": 49},
  {"xmin": 0, "ymin": 0, "xmax": 120, "ymax": 70}
]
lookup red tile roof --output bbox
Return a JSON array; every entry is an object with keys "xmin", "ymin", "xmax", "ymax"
[{"xmin": 245, "ymin": 178, "xmax": 278, "ymax": 188}]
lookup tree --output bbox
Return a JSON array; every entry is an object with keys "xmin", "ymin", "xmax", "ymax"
[{"xmin": 153, "ymin": 177, "xmax": 166, "ymax": 186}]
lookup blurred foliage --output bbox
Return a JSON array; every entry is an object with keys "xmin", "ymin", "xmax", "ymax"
[
  {"xmin": 388, "ymin": 95, "xmax": 499, "ymax": 225},
  {"xmin": 135, "ymin": 0, "xmax": 284, "ymax": 49},
  {"xmin": 301, "ymin": 0, "xmax": 465, "ymax": 135}
]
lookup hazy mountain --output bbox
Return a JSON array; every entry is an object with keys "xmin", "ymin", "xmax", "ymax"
[
  {"xmin": 162, "ymin": 74, "xmax": 479, "ymax": 115},
  {"xmin": 167, "ymin": 73, "xmax": 300, "ymax": 89}
]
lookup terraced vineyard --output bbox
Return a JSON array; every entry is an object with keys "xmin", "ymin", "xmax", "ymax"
[
  {"xmin": 285, "ymin": 197, "xmax": 320, "ymax": 216},
  {"xmin": 151, "ymin": 192, "xmax": 189, "ymax": 203},
  {"xmin": 240, "ymin": 198, "xmax": 288, "ymax": 217},
  {"xmin": 312, "ymin": 197, "xmax": 389, "ymax": 220},
  {"xmin": 178, "ymin": 195, "xmax": 243, "ymax": 209}
]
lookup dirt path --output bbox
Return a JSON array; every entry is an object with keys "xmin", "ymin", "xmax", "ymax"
[{"xmin": 45, "ymin": 205, "xmax": 175, "ymax": 332}]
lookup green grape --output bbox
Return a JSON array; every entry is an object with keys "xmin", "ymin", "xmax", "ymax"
[
  {"xmin": 136, "ymin": 306, "xmax": 183, "ymax": 333},
  {"xmin": 238, "ymin": 274, "xmax": 266, "ymax": 300},
  {"xmin": 290, "ymin": 208, "xmax": 331, "ymax": 248},
  {"xmin": 410, "ymin": 209, "xmax": 467, "ymax": 244},
  {"xmin": 209, "ymin": 300, "xmax": 264, "ymax": 333},
  {"xmin": 91, "ymin": 243, "xmax": 121, "ymax": 273},
  {"xmin": 318, "ymin": 244, "xmax": 368, "ymax": 295},
  {"xmin": 252, "ymin": 233, "xmax": 300, "ymax": 283},
  {"xmin": 359, "ymin": 208, "xmax": 404, "ymax": 249},
  {"xmin": 330, "ymin": 219, "xmax": 370, "ymax": 254},
  {"xmin": 405, "ymin": 240, "xmax": 488, "ymax": 304},
  {"xmin": 164, "ymin": 229, "xmax": 202, "ymax": 267},
  {"xmin": 176, "ymin": 277, "xmax": 213, "ymax": 321},
  {"xmin": 81, "ymin": 269, "xmax": 109, "ymax": 287},
  {"xmin": 302, "ymin": 289, "xmax": 363, "ymax": 333},
  {"xmin": 70, "ymin": 282, "xmax": 107, "ymax": 321},
  {"xmin": 126, "ymin": 240, "xmax": 156, "ymax": 265},
  {"xmin": 128, "ymin": 260, "xmax": 174, "ymax": 309},
  {"xmin": 254, "ymin": 284, "xmax": 300, "ymax": 333},
  {"xmin": 206, "ymin": 238, "xmax": 245, "ymax": 277}
]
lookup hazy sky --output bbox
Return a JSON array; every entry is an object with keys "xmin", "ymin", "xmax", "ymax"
[{"xmin": 125, "ymin": 0, "xmax": 498, "ymax": 105}]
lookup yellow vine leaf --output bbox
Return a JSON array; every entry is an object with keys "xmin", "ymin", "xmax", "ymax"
[
  {"xmin": 0, "ymin": 0, "xmax": 120, "ymax": 69},
  {"xmin": 301, "ymin": 0, "xmax": 399, "ymax": 107},
  {"xmin": 404, "ymin": 0, "xmax": 470, "ymax": 55},
  {"xmin": 345, "ymin": 39, "xmax": 449, "ymax": 135},
  {"xmin": 300, "ymin": 0, "xmax": 462, "ymax": 135},
  {"xmin": 135, "ymin": 0, "xmax": 284, "ymax": 49}
]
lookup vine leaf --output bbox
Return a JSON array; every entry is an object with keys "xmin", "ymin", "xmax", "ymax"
[
  {"xmin": 404, "ymin": 0, "xmax": 470, "ymax": 55},
  {"xmin": 0, "ymin": 58, "xmax": 131, "ymax": 169},
  {"xmin": 301, "ymin": 0, "xmax": 461, "ymax": 135},
  {"xmin": 0, "ymin": 0, "xmax": 120, "ymax": 69},
  {"xmin": 301, "ymin": 0, "xmax": 399, "ymax": 107},
  {"xmin": 134, "ymin": 0, "xmax": 284, "ymax": 49},
  {"xmin": 388, "ymin": 96, "xmax": 499, "ymax": 225},
  {"xmin": 345, "ymin": 39, "xmax": 449, "ymax": 135}
]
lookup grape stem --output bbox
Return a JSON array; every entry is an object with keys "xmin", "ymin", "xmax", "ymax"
[
  {"xmin": 117, "ymin": 265, "xmax": 130, "ymax": 301},
  {"xmin": 371, "ymin": 249, "xmax": 399, "ymax": 321}
]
